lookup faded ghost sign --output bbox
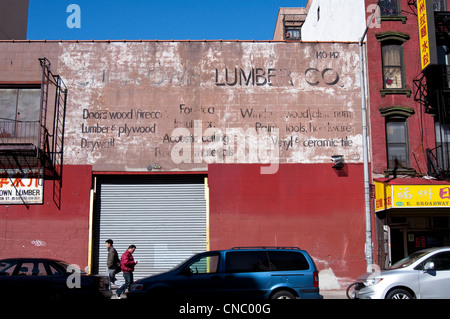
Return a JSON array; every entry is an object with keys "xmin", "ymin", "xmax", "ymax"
[{"xmin": 58, "ymin": 41, "xmax": 362, "ymax": 172}]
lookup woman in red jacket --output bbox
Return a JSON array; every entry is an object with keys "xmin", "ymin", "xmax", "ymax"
[{"xmin": 116, "ymin": 245, "xmax": 138, "ymax": 298}]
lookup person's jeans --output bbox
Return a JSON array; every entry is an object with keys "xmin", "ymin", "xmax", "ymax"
[
  {"xmin": 107, "ymin": 268, "xmax": 122, "ymax": 288},
  {"xmin": 117, "ymin": 272, "xmax": 133, "ymax": 296}
]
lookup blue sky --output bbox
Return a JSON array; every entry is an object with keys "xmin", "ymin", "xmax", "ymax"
[{"xmin": 27, "ymin": 0, "xmax": 306, "ymax": 41}]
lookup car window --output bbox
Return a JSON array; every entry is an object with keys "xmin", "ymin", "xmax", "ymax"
[
  {"xmin": 225, "ymin": 251, "xmax": 270, "ymax": 273},
  {"xmin": 268, "ymin": 251, "xmax": 310, "ymax": 271},
  {"xmin": 17, "ymin": 262, "xmax": 47, "ymax": 276},
  {"xmin": 47, "ymin": 264, "xmax": 63, "ymax": 275},
  {"xmin": 424, "ymin": 252, "xmax": 450, "ymax": 271},
  {"xmin": 55, "ymin": 261, "xmax": 86, "ymax": 274},
  {"xmin": 188, "ymin": 254, "xmax": 219, "ymax": 274},
  {"xmin": 391, "ymin": 250, "xmax": 430, "ymax": 269},
  {"xmin": 0, "ymin": 261, "xmax": 18, "ymax": 276}
]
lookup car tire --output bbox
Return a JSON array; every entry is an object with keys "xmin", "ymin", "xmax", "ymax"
[
  {"xmin": 386, "ymin": 289, "xmax": 414, "ymax": 299},
  {"xmin": 271, "ymin": 290, "xmax": 296, "ymax": 299}
]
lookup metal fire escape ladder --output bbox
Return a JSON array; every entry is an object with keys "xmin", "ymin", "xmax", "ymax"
[
  {"xmin": 38, "ymin": 58, "xmax": 67, "ymax": 208},
  {"xmin": 50, "ymin": 75, "xmax": 67, "ymax": 208},
  {"xmin": 0, "ymin": 58, "xmax": 67, "ymax": 208},
  {"xmin": 414, "ymin": 68, "xmax": 448, "ymax": 178},
  {"xmin": 39, "ymin": 58, "xmax": 49, "ymax": 156},
  {"xmin": 412, "ymin": 10, "xmax": 450, "ymax": 180}
]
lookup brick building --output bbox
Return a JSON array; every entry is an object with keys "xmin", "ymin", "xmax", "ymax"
[
  {"xmin": 366, "ymin": 0, "xmax": 450, "ymax": 266},
  {"xmin": 0, "ymin": 0, "xmax": 28, "ymax": 40}
]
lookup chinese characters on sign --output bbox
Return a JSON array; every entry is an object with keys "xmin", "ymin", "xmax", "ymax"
[
  {"xmin": 415, "ymin": 235, "xmax": 426, "ymax": 249},
  {"xmin": 375, "ymin": 181, "xmax": 450, "ymax": 212},
  {"xmin": 418, "ymin": 0, "xmax": 431, "ymax": 69},
  {"xmin": 393, "ymin": 185, "xmax": 450, "ymax": 207},
  {"xmin": 417, "ymin": 0, "xmax": 437, "ymax": 70},
  {"xmin": 0, "ymin": 178, "xmax": 43, "ymax": 204},
  {"xmin": 374, "ymin": 181, "xmax": 392, "ymax": 211}
]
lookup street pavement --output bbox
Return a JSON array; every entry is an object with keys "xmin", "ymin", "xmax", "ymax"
[
  {"xmin": 110, "ymin": 287, "xmax": 348, "ymax": 299},
  {"xmin": 321, "ymin": 290, "xmax": 347, "ymax": 299}
]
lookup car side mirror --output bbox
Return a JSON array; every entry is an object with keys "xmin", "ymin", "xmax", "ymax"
[{"xmin": 424, "ymin": 262, "xmax": 435, "ymax": 271}]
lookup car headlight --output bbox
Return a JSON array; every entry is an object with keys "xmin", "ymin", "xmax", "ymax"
[{"xmin": 364, "ymin": 277, "xmax": 383, "ymax": 286}]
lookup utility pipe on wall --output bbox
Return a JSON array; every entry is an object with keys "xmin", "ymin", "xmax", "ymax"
[{"xmin": 358, "ymin": 0, "xmax": 380, "ymax": 272}]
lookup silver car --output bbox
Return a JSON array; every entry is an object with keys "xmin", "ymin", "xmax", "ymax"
[{"xmin": 350, "ymin": 247, "xmax": 450, "ymax": 299}]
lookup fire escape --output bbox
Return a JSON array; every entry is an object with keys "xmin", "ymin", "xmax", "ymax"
[
  {"xmin": 414, "ymin": 9, "xmax": 450, "ymax": 180},
  {"xmin": 0, "ymin": 58, "xmax": 67, "ymax": 208}
]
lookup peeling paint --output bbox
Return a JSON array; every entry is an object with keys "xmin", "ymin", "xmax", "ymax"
[
  {"xmin": 55, "ymin": 41, "xmax": 362, "ymax": 172},
  {"xmin": 319, "ymin": 268, "xmax": 341, "ymax": 290},
  {"xmin": 30, "ymin": 239, "xmax": 46, "ymax": 247}
]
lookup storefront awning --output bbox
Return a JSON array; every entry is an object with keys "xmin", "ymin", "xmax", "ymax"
[{"xmin": 374, "ymin": 178, "xmax": 450, "ymax": 212}]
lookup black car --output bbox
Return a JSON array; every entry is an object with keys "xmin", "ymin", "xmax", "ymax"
[{"xmin": 0, "ymin": 258, "xmax": 112, "ymax": 300}]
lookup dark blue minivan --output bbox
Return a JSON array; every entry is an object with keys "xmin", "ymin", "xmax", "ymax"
[{"xmin": 127, "ymin": 247, "xmax": 323, "ymax": 300}]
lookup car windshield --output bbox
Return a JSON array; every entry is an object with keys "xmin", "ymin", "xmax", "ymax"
[
  {"xmin": 169, "ymin": 254, "xmax": 198, "ymax": 271},
  {"xmin": 389, "ymin": 250, "xmax": 431, "ymax": 270}
]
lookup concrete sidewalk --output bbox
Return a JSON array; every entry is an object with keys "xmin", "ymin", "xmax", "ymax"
[{"xmin": 321, "ymin": 290, "xmax": 347, "ymax": 299}]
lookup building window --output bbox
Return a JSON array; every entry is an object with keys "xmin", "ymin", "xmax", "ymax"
[
  {"xmin": 285, "ymin": 28, "xmax": 301, "ymax": 40},
  {"xmin": 376, "ymin": 32, "xmax": 410, "ymax": 97},
  {"xmin": 0, "ymin": 87, "xmax": 41, "ymax": 138},
  {"xmin": 435, "ymin": 121, "xmax": 450, "ymax": 170},
  {"xmin": 379, "ymin": 0, "xmax": 400, "ymax": 16},
  {"xmin": 282, "ymin": 14, "xmax": 305, "ymax": 41},
  {"xmin": 437, "ymin": 44, "xmax": 450, "ymax": 88},
  {"xmin": 386, "ymin": 117, "xmax": 409, "ymax": 169},
  {"xmin": 380, "ymin": 107, "xmax": 415, "ymax": 175},
  {"xmin": 382, "ymin": 42, "xmax": 404, "ymax": 89},
  {"xmin": 433, "ymin": 0, "xmax": 447, "ymax": 11}
]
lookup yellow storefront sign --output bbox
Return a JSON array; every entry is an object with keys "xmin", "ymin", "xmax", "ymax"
[
  {"xmin": 418, "ymin": 0, "xmax": 431, "ymax": 69},
  {"xmin": 375, "ymin": 180, "xmax": 450, "ymax": 212},
  {"xmin": 374, "ymin": 181, "xmax": 392, "ymax": 212},
  {"xmin": 417, "ymin": 0, "xmax": 437, "ymax": 70}
]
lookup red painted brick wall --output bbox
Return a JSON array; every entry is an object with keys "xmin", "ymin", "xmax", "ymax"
[
  {"xmin": 0, "ymin": 165, "xmax": 92, "ymax": 269},
  {"xmin": 208, "ymin": 163, "xmax": 368, "ymax": 285},
  {"xmin": 366, "ymin": 0, "xmax": 436, "ymax": 176}
]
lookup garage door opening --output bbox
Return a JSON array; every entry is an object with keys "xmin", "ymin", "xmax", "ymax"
[{"xmin": 92, "ymin": 174, "xmax": 207, "ymax": 280}]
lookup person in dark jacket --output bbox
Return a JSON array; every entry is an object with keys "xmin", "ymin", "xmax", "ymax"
[
  {"xmin": 116, "ymin": 244, "xmax": 138, "ymax": 298},
  {"xmin": 105, "ymin": 239, "xmax": 122, "ymax": 288}
]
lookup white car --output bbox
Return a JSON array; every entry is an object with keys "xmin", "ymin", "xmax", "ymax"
[{"xmin": 350, "ymin": 247, "xmax": 450, "ymax": 299}]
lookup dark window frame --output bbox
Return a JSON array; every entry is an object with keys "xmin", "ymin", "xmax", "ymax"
[
  {"xmin": 225, "ymin": 251, "xmax": 270, "ymax": 273},
  {"xmin": 376, "ymin": 32, "xmax": 411, "ymax": 97},
  {"xmin": 186, "ymin": 253, "xmax": 221, "ymax": 275},
  {"xmin": 379, "ymin": 0, "xmax": 401, "ymax": 16},
  {"xmin": 381, "ymin": 42, "xmax": 405, "ymax": 90},
  {"xmin": 433, "ymin": 0, "xmax": 447, "ymax": 11},
  {"xmin": 385, "ymin": 116, "xmax": 410, "ymax": 169}
]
